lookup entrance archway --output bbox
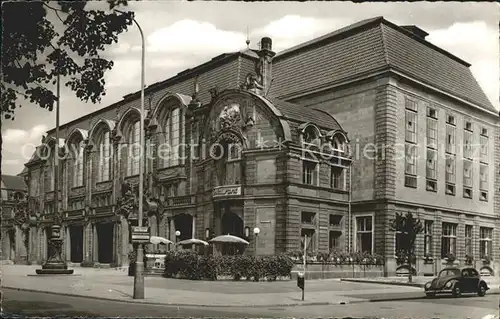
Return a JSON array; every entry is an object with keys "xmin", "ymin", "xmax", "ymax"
[
  {"xmin": 97, "ymin": 223, "xmax": 114, "ymax": 264},
  {"xmin": 221, "ymin": 212, "xmax": 244, "ymax": 237},
  {"xmin": 70, "ymin": 225, "xmax": 84, "ymax": 263},
  {"xmin": 173, "ymin": 214, "xmax": 193, "ymax": 241},
  {"xmin": 220, "ymin": 212, "xmax": 244, "ymax": 255}
]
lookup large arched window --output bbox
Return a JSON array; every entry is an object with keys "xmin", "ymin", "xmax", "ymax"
[
  {"xmin": 161, "ymin": 106, "xmax": 181, "ymax": 167},
  {"xmin": 72, "ymin": 141, "xmax": 85, "ymax": 187},
  {"xmin": 214, "ymin": 141, "xmax": 242, "ymax": 186},
  {"xmin": 44, "ymin": 146, "xmax": 55, "ymax": 191},
  {"xmin": 127, "ymin": 121, "xmax": 140, "ymax": 176},
  {"xmin": 98, "ymin": 131, "xmax": 111, "ymax": 182}
]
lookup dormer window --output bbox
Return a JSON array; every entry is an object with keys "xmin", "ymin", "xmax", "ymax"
[{"xmin": 301, "ymin": 125, "xmax": 320, "ymax": 146}]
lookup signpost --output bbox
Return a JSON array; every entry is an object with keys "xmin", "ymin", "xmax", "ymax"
[
  {"xmin": 131, "ymin": 226, "xmax": 150, "ymax": 244},
  {"xmin": 296, "ymin": 234, "xmax": 307, "ymax": 301}
]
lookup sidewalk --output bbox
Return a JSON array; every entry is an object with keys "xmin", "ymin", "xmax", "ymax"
[{"xmin": 1, "ymin": 265, "xmax": 426, "ymax": 307}]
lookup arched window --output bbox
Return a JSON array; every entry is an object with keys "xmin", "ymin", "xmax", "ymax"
[
  {"xmin": 214, "ymin": 142, "xmax": 242, "ymax": 186},
  {"xmin": 98, "ymin": 131, "xmax": 111, "ymax": 182},
  {"xmin": 332, "ymin": 134, "xmax": 346, "ymax": 153},
  {"xmin": 127, "ymin": 121, "xmax": 140, "ymax": 176},
  {"xmin": 73, "ymin": 141, "xmax": 85, "ymax": 187},
  {"xmin": 301, "ymin": 125, "xmax": 320, "ymax": 146},
  {"xmin": 44, "ymin": 147, "xmax": 55, "ymax": 191},
  {"xmin": 161, "ymin": 107, "xmax": 181, "ymax": 167}
]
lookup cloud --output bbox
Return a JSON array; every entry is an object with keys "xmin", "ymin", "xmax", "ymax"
[
  {"xmin": 2, "ymin": 124, "xmax": 48, "ymax": 174},
  {"xmin": 144, "ymin": 20, "xmax": 247, "ymax": 54},
  {"xmin": 3, "ymin": 124, "xmax": 47, "ymax": 144},
  {"xmin": 252, "ymin": 15, "xmax": 349, "ymax": 52},
  {"xmin": 426, "ymin": 21, "xmax": 499, "ymax": 108}
]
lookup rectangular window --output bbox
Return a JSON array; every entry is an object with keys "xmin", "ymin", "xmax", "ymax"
[
  {"xmin": 441, "ymin": 222, "xmax": 457, "ymax": 258},
  {"xmin": 73, "ymin": 142, "xmax": 85, "ymax": 187},
  {"xmin": 405, "ymin": 110, "xmax": 417, "ymax": 144},
  {"xmin": 463, "ymin": 130, "xmax": 473, "ymax": 159},
  {"xmin": 225, "ymin": 147, "xmax": 241, "ymax": 185},
  {"xmin": 463, "ymin": 159, "xmax": 473, "ymax": 188},
  {"xmin": 424, "ymin": 221, "xmax": 433, "ymax": 257},
  {"xmin": 426, "ymin": 106, "xmax": 437, "ymax": 119},
  {"xmin": 481, "ymin": 127, "xmax": 489, "ymax": 137},
  {"xmin": 479, "ymin": 227, "xmax": 493, "ymax": 259},
  {"xmin": 464, "ymin": 120, "xmax": 473, "ymax": 132},
  {"xmin": 446, "ymin": 125, "xmax": 456, "ymax": 154},
  {"xmin": 426, "ymin": 148, "xmax": 437, "ymax": 180},
  {"xmin": 465, "ymin": 225, "xmax": 473, "ymax": 257},
  {"xmin": 301, "ymin": 211, "xmax": 316, "ymax": 225},
  {"xmin": 330, "ymin": 166, "xmax": 345, "ymax": 190},
  {"xmin": 445, "ymin": 154, "xmax": 456, "ymax": 185},
  {"xmin": 329, "ymin": 231, "xmax": 342, "ymax": 251},
  {"xmin": 426, "ymin": 117, "xmax": 438, "ymax": 149},
  {"xmin": 480, "ymin": 135, "xmax": 488, "ymax": 163},
  {"xmin": 446, "ymin": 114, "xmax": 456, "ymax": 125},
  {"xmin": 302, "ymin": 160, "xmax": 318, "ymax": 185},
  {"xmin": 356, "ymin": 216, "xmax": 373, "ymax": 254},
  {"xmin": 405, "ymin": 144, "xmax": 417, "ymax": 188},
  {"xmin": 479, "ymin": 164, "xmax": 488, "ymax": 191},
  {"xmin": 300, "ymin": 228, "xmax": 316, "ymax": 252},
  {"xmin": 405, "ymin": 97, "xmax": 417, "ymax": 111}
]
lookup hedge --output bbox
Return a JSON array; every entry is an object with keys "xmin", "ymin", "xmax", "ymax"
[
  {"xmin": 285, "ymin": 249, "xmax": 385, "ymax": 265},
  {"xmin": 163, "ymin": 251, "xmax": 294, "ymax": 281}
]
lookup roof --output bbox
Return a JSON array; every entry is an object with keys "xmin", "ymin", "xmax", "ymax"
[
  {"xmin": 270, "ymin": 16, "xmax": 496, "ymax": 113},
  {"xmin": 1, "ymin": 175, "xmax": 27, "ymax": 191},
  {"xmin": 269, "ymin": 98, "xmax": 342, "ymax": 131}
]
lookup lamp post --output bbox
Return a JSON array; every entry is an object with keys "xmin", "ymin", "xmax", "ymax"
[
  {"xmin": 253, "ymin": 227, "xmax": 260, "ymax": 255},
  {"xmin": 175, "ymin": 230, "xmax": 181, "ymax": 250},
  {"xmin": 35, "ymin": 55, "xmax": 73, "ymax": 275},
  {"xmin": 115, "ymin": 9, "xmax": 146, "ymax": 299}
]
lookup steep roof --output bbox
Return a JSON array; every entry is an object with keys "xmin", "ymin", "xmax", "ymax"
[
  {"xmin": 1, "ymin": 175, "xmax": 27, "ymax": 191},
  {"xmin": 270, "ymin": 98, "xmax": 342, "ymax": 131},
  {"xmin": 270, "ymin": 16, "xmax": 496, "ymax": 113}
]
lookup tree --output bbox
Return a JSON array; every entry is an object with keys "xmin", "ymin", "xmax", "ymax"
[
  {"xmin": 390, "ymin": 211, "xmax": 424, "ymax": 283},
  {"xmin": 1, "ymin": 0, "xmax": 134, "ymax": 183},
  {"xmin": 1, "ymin": 0, "xmax": 134, "ymax": 121}
]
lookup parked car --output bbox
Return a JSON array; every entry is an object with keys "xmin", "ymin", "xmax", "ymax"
[{"xmin": 424, "ymin": 266, "xmax": 489, "ymax": 298}]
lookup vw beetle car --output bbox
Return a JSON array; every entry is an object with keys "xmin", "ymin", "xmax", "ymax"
[{"xmin": 424, "ymin": 267, "xmax": 489, "ymax": 298}]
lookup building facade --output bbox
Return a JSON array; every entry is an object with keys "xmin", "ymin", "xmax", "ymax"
[
  {"xmin": 4, "ymin": 17, "xmax": 499, "ymax": 276},
  {"xmin": 1, "ymin": 174, "xmax": 28, "ymax": 263}
]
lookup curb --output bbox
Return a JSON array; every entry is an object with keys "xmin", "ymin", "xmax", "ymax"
[
  {"xmin": 340, "ymin": 278, "xmax": 424, "ymax": 288},
  {"xmin": 1, "ymin": 286, "xmax": 353, "ymax": 308}
]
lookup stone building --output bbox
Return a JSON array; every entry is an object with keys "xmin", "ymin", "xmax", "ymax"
[
  {"xmin": 8, "ymin": 16, "xmax": 499, "ymax": 276},
  {"xmin": 1, "ymin": 174, "xmax": 28, "ymax": 263}
]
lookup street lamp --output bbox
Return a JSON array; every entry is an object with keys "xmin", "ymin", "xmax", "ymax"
[
  {"xmin": 115, "ymin": 8, "xmax": 146, "ymax": 300},
  {"xmin": 253, "ymin": 227, "xmax": 260, "ymax": 256}
]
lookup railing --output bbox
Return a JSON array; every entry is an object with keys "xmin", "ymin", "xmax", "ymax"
[{"xmin": 169, "ymin": 196, "xmax": 192, "ymax": 206}]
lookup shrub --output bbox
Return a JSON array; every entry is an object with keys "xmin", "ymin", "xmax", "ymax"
[
  {"xmin": 163, "ymin": 251, "xmax": 294, "ymax": 281},
  {"xmin": 285, "ymin": 250, "xmax": 385, "ymax": 265}
]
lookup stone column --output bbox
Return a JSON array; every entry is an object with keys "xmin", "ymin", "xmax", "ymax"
[
  {"xmin": 121, "ymin": 217, "xmax": 129, "ymax": 266},
  {"xmin": 92, "ymin": 224, "xmax": 98, "ymax": 263}
]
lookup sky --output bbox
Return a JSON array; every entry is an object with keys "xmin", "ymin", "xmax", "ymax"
[{"xmin": 2, "ymin": 1, "xmax": 499, "ymax": 175}]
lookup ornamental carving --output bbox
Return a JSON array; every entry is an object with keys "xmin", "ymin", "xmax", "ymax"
[
  {"xmin": 218, "ymin": 103, "xmax": 242, "ymax": 130},
  {"xmin": 70, "ymin": 186, "xmax": 86, "ymax": 197},
  {"xmin": 95, "ymin": 181, "xmax": 113, "ymax": 192}
]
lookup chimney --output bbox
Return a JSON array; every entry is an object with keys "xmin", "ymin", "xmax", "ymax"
[
  {"xmin": 257, "ymin": 37, "xmax": 276, "ymax": 96},
  {"xmin": 400, "ymin": 25, "xmax": 429, "ymax": 40}
]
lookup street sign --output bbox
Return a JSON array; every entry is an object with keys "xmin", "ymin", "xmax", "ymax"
[{"xmin": 131, "ymin": 226, "xmax": 150, "ymax": 243}]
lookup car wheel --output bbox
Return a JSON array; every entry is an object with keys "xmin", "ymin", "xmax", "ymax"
[
  {"xmin": 452, "ymin": 285, "xmax": 461, "ymax": 298},
  {"xmin": 425, "ymin": 292, "xmax": 435, "ymax": 298},
  {"xmin": 478, "ymin": 284, "xmax": 487, "ymax": 297}
]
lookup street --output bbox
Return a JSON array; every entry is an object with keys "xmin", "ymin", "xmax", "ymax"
[{"xmin": 2, "ymin": 288, "xmax": 498, "ymax": 319}]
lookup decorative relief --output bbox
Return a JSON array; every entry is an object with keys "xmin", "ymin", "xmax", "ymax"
[
  {"xmin": 218, "ymin": 103, "xmax": 242, "ymax": 130},
  {"xmin": 95, "ymin": 181, "xmax": 113, "ymax": 192},
  {"xmin": 70, "ymin": 186, "xmax": 86, "ymax": 197},
  {"xmin": 156, "ymin": 167, "xmax": 182, "ymax": 181}
]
